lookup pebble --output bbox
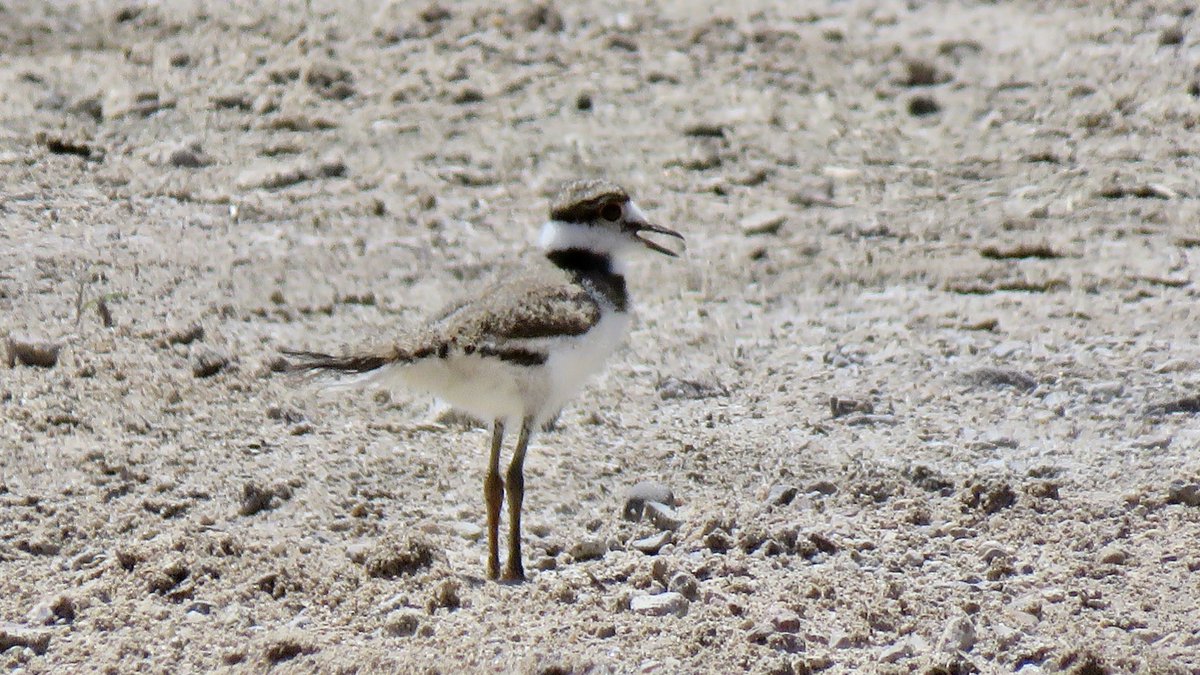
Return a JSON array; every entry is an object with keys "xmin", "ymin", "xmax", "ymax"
[
  {"xmin": 569, "ymin": 538, "xmax": 608, "ymax": 561},
  {"xmin": 1042, "ymin": 390, "xmax": 1071, "ymax": 408},
  {"xmin": 167, "ymin": 144, "xmax": 213, "ymax": 169},
  {"xmin": 908, "ymin": 95, "xmax": 940, "ymax": 116},
  {"xmin": 767, "ymin": 606, "xmax": 801, "ymax": 633},
  {"xmin": 1132, "ymin": 435, "xmax": 1171, "ymax": 450},
  {"xmin": 991, "ymin": 341, "xmax": 1026, "ymax": 359},
  {"xmin": 449, "ymin": 522, "xmax": 482, "ymax": 540},
  {"xmin": 964, "ymin": 367, "xmax": 1037, "ymax": 391},
  {"xmin": 236, "ymin": 157, "xmax": 346, "ymax": 191},
  {"xmin": 345, "ymin": 542, "xmax": 371, "ymax": 564},
  {"xmin": 623, "ymin": 481, "xmax": 675, "ymax": 521},
  {"xmin": 739, "ymin": 211, "xmax": 787, "ymax": 236},
  {"xmin": 938, "ymin": 616, "xmax": 976, "ymax": 653},
  {"xmin": 384, "ymin": 609, "xmax": 422, "ymax": 637},
  {"xmin": 630, "ymin": 531, "xmax": 671, "ymax": 554},
  {"xmin": 1086, "ymin": 381, "xmax": 1124, "ymax": 401},
  {"xmin": 1167, "ymin": 482, "xmax": 1200, "ymax": 507},
  {"xmin": 880, "ymin": 638, "xmax": 913, "ymax": 663},
  {"xmin": 26, "ymin": 594, "xmax": 74, "ymax": 625},
  {"xmin": 6, "ymin": 337, "xmax": 60, "ymax": 368},
  {"xmin": 766, "ymin": 484, "xmax": 798, "ymax": 506},
  {"xmin": 978, "ymin": 541, "xmax": 1011, "ymax": 563},
  {"xmin": 1096, "ymin": 544, "xmax": 1129, "ymax": 565},
  {"xmin": 667, "ymin": 571, "xmax": 699, "ymax": 600},
  {"xmin": 807, "ymin": 480, "xmax": 838, "ymax": 496},
  {"xmin": 645, "ymin": 502, "xmax": 683, "ymax": 531},
  {"xmin": 0, "ymin": 622, "xmax": 52, "ymax": 655},
  {"xmin": 629, "ymin": 592, "xmax": 688, "ymax": 617},
  {"xmin": 192, "ymin": 347, "xmax": 230, "ymax": 378},
  {"xmin": 656, "ymin": 376, "xmax": 726, "ymax": 400},
  {"xmin": 1155, "ymin": 358, "xmax": 1193, "ymax": 373}
]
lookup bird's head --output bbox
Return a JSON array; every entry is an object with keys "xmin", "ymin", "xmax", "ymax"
[{"xmin": 539, "ymin": 180, "xmax": 685, "ymax": 261}]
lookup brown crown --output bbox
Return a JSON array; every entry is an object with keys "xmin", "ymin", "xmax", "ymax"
[{"xmin": 549, "ymin": 179, "xmax": 630, "ymax": 224}]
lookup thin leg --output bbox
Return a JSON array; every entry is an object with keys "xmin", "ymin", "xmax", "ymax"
[
  {"xmin": 484, "ymin": 419, "xmax": 505, "ymax": 580},
  {"xmin": 502, "ymin": 416, "xmax": 535, "ymax": 582}
]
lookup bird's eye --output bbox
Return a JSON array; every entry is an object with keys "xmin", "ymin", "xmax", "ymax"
[{"xmin": 599, "ymin": 202, "xmax": 622, "ymax": 222}]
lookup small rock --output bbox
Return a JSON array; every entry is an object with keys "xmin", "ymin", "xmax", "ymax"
[
  {"xmin": 238, "ymin": 481, "xmax": 289, "ymax": 516},
  {"xmin": 682, "ymin": 122, "xmax": 726, "ymax": 138},
  {"xmin": 938, "ymin": 616, "xmax": 976, "ymax": 653},
  {"xmin": 630, "ymin": 592, "xmax": 688, "ymax": 617},
  {"xmin": 908, "ymin": 95, "xmax": 940, "ymax": 116},
  {"xmin": 6, "ymin": 338, "xmax": 60, "ymax": 368},
  {"xmin": 426, "ymin": 579, "xmax": 460, "ymax": 611},
  {"xmin": 767, "ymin": 607, "xmax": 801, "ymax": 633},
  {"xmin": 569, "ymin": 538, "xmax": 608, "ymax": 562},
  {"xmin": 623, "ymin": 481, "xmax": 675, "ymax": 521},
  {"xmin": 0, "ymin": 622, "xmax": 52, "ymax": 655},
  {"xmin": 668, "ymin": 571, "xmax": 699, "ymax": 600},
  {"xmin": 151, "ymin": 141, "xmax": 213, "ymax": 168},
  {"xmin": 364, "ymin": 535, "xmax": 437, "ymax": 579},
  {"xmin": 167, "ymin": 144, "xmax": 213, "ymax": 169},
  {"xmin": 210, "ymin": 90, "xmax": 253, "ymax": 110},
  {"xmin": 655, "ymin": 376, "xmax": 726, "ymax": 400},
  {"xmin": 345, "ymin": 542, "xmax": 371, "ymax": 564},
  {"xmin": 703, "ymin": 530, "xmax": 732, "ymax": 552},
  {"xmin": 739, "ymin": 211, "xmax": 787, "ymax": 236},
  {"xmin": 519, "ymin": 3, "xmax": 564, "ymax": 32},
  {"xmin": 900, "ymin": 58, "xmax": 947, "ymax": 86},
  {"xmin": 645, "ymin": 502, "xmax": 683, "ymax": 531},
  {"xmin": 385, "ymin": 609, "xmax": 422, "ymax": 637},
  {"xmin": 451, "ymin": 87, "xmax": 484, "ymax": 104},
  {"xmin": 186, "ymin": 601, "xmax": 215, "ymax": 616},
  {"xmin": 26, "ymin": 594, "xmax": 75, "ymax": 625},
  {"xmin": 830, "ymin": 396, "xmax": 873, "ymax": 418},
  {"xmin": 766, "ymin": 484, "xmax": 798, "ymax": 506},
  {"xmin": 1132, "ymin": 434, "xmax": 1173, "ymax": 449},
  {"xmin": 419, "ymin": 3, "xmax": 452, "ymax": 22},
  {"xmin": 963, "ymin": 367, "xmax": 1037, "ymax": 391},
  {"xmin": 1096, "ymin": 545, "xmax": 1129, "ymax": 565},
  {"xmin": 1167, "ymin": 482, "xmax": 1200, "ymax": 507},
  {"xmin": 991, "ymin": 341, "xmax": 1025, "ymax": 359},
  {"xmin": 790, "ymin": 176, "xmax": 836, "ymax": 207},
  {"xmin": 164, "ymin": 324, "xmax": 204, "ymax": 346},
  {"xmin": 1159, "ymin": 25, "xmax": 1184, "ymax": 46},
  {"xmin": 881, "ymin": 638, "xmax": 913, "ymax": 663},
  {"xmin": 192, "ymin": 347, "xmax": 230, "ymax": 378},
  {"xmin": 978, "ymin": 541, "xmax": 1011, "ymax": 564},
  {"xmin": 304, "ymin": 61, "xmax": 355, "ymax": 100},
  {"xmin": 961, "ymin": 479, "xmax": 1016, "ymax": 514},
  {"xmin": 1146, "ymin": 395, "xmax": 1200, "ymax": 416},
  {"xmin": 807, "ymin": 480, "xmax": 838, "ymax": 496},
  {"xmin": 630, "ymin": 531, "xmax": 671, "ymax": 554},
  {"xmin": 842, "ymin": 413, "xmax": 898, "ymax": 427},
  {"xmin": 1086, "ymin": 381, "xmax": 1123, "ymax": 402},
  {"xmin": 103, "ymin": 88, "xmax": 171, "ymax": 119},
  {"xmin": 450, "ymin": 521, "xmax": 482, "ymax": 540},
  {"xmin": 236, "ymin": 157, "xmax": 345, "ymax": 191}
]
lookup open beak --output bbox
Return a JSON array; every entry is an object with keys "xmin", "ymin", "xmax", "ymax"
[{"xmin": 631, "ymin": 222, "xmax": 686, "ymax": 257}]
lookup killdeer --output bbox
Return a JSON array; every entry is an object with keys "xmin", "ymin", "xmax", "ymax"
[{"xmin": 283, "ymin": 180, "xmax": 685, "ymax": 581}]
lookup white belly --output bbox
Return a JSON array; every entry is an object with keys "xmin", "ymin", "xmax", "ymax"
[{"xmin": 379, "ymin": 310, "xmax": 632, "ymax": 425}]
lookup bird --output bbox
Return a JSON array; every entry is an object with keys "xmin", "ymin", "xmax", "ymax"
[{"xmin": 282, "ymin": 179, "xmax": 685, "ymax": 582}]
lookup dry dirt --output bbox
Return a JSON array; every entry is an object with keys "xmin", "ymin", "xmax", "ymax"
[{"xmin": 3, "ymin": 1, "xmax": 1200, "ymax": 673}]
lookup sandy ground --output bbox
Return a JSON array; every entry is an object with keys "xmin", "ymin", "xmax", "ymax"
[{"xmin": 3, "ymin": 0, "xmax": 1200, "ymax": 672}]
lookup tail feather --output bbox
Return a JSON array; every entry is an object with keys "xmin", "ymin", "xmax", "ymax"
[{"xmin": 280, "ymin": 348, "xmax": 403, "ymax": 374}]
